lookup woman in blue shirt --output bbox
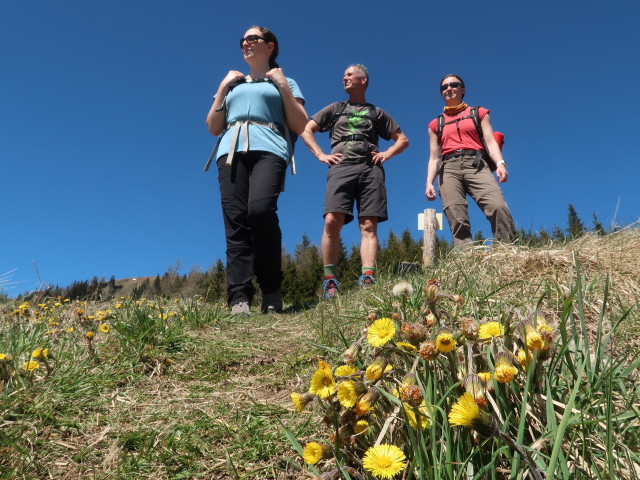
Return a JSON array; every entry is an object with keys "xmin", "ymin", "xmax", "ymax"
[{"xmin": 206, "ymin": 26, "xmax": 307, "ymax": 315}]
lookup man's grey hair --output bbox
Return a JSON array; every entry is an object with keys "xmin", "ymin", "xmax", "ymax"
[{"xmin": 349, "ymin": 64, "xmax": 369, "ymax": 89}]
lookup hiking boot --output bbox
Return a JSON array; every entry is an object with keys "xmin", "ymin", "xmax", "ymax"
[
  {"xmin": 322, "ymin": 276, "xmax": 340, "ymax": 299},
  {"xmin": 261, "ymin": 292, "xmax": 283, "ymax": 314},
  {"xmin": 358, "ymin": 274, "xmax": 376, "ymax": 287},
  {"xmin": 230, "ymin": 301, "xmax": 250, "ymax": 317}
]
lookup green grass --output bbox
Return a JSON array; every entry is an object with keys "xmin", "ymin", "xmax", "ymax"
[{"xmin": 1, "ymin": 232, "xmax": 639, "ymax": 479}]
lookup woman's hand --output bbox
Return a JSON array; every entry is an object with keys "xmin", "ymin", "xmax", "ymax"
[
  {"xmin": 426, "ymin": 184, "xmax": 437, "ymax": 200},
  {"xmin": 265, "ymin": 68, "xmax": 288, "ymax": 90},
  {"xmin": 221, "ymin": 70, "xmax": 245, "ymax": 90},
  {"xmin": 495, "ymin": 163, "xmax": 508, "ymax": 183}
]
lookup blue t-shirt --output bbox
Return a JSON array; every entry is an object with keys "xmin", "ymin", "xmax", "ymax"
[{"xmin": 215, "ymin": 77, "xmax": 304, "ymax": 162}]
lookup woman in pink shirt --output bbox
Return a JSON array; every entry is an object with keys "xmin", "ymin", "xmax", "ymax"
[{"xmin": 425, "ymin": 74, "xmax": 514, "ymax": 248}]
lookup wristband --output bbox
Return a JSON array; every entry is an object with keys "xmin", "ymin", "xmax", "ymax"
[{"xmin": 496, "ymin": 160, "xmax": 506, "ymax": 167}]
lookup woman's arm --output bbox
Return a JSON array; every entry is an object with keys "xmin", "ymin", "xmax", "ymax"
[
  {"xmin": 425, "ymin": 128, "xmax": 441, "ymax": 200},
  {"xmin": 206, "ymin": 70, "xmax": 245, "ymax": 136},
  {"xmin": 480, "ymin": 113, "xmax": 509, "ymax": 183},
  {"xmin": 266, "ymin": 68, "xmax": 308, "ymax": 134}
]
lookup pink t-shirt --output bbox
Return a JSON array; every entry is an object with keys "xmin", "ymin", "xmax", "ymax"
[{"xmin": 428, "ymin": 107, "xmax": 489, "ymax": 155}]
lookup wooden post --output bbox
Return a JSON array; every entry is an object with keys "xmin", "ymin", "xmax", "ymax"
[{"xmin": 422, "ymin": 208, "xmax": 437, "ymax": 267}]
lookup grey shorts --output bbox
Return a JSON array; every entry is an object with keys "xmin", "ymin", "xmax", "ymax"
[{"xmin": 324, "ymin": 161, "xmax": 388, "ymax": 225}]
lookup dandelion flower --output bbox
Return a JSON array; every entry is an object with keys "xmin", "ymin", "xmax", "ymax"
[
  {"xmin": 337, "ymin": 381, "xmax": 358, "ymax": 408},
  {"xmin": 309, "ymin": 360, "xmax": 336, "ymax": 399},
  {"xmin": 478, "ymin": 321, "xmax": 504, "ymax": 340},
  {"xmin": 435, "ymin": 328, "xmax": 457, "ymax": 353},
  {"xmin": 334, "ymin": 364, "xmax": 356, "ymax": 377},
  {"xmin": 362, "ymin": 444, "xmax": 406, "ymax": 479},
  {"xmin": 494, "ymin": 353, "xmax": 518, "ymax": 383},
  {"xmin": 22, "ymin": 360, "xmax": 40, "ymax": 372},
  {"xmin": 302, "ymin": 442, "xmax": 331, "ymax": 465},
  {"xmin": 367, "ymin": 318, "xmax": 396, "ymax": 347},
  {"xmin": 99, "ymin": 324, "xmax": 110, "ymax": 333},
  {"xmin": 392, "ymin": 280, "xmax": 414, "ymax": 297},
  {"xmin": 291, "ymin": 392, "xmax": 315, "ymax": 412}
]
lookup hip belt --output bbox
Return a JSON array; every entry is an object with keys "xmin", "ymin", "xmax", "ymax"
[
  {"xmin": 441, "ymin": 149, "xmax": 482, "ymax": 161},
  {"xmin": 204, "ymin": 119, "xmax": 296, "ymax": 174}
]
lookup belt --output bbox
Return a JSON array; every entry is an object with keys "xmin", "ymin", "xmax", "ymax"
[
  {"xmin": 204, "ymin": 119, "xmax": 296, "ymax": 174},
  {"xmin": 331, "ymin": 133, "xmax": 372, "ymax": 148},
  {"xmin": 442, "ymin": 149, "xmax": 481, "ymax": 161}
]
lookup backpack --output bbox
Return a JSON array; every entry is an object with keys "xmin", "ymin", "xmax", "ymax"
[
  {"xmin": 436, "ymin": 106, "xmax": 500, "ymax": 172},
  {"xmin": 319, "ymin": 101, "xmax": 381, "ymax": 149},
  {"xmin": 204, "ymin": 78, "xmax": 298, "ymax": 173}
]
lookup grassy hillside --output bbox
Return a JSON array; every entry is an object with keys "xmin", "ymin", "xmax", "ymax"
[{"xmin": 1, "ymin": 228, "xmax": 639, "ymax": 479}]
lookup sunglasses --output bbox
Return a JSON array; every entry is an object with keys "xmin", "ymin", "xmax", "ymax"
[
  {"xmin": 240, "ymin": 34, "xmax": 265, "ymax": 48},
  {"xmin": 440, "ymin": 82, "xmax": 463, "ymax": 92}
]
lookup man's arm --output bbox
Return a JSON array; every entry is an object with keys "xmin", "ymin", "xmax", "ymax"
[
  {"xmin": 300, "ymin": 119, "xmax": 343, "ymax": 166},
  {"xmin": 371, "ymin": 129, "xmax": 409, "ymax": 165}
]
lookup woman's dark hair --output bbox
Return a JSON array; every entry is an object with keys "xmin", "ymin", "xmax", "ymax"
[
  {"xmin": 440, "ymin": 73, "xmax": 465, "ymax": 98},
  {"xmin": 250, "ymin": 25, "xmax": 279, "ymax": 69}
]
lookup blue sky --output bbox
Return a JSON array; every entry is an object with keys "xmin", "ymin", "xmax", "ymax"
[{"xmin": 2, "ymin": 0, "xmax": 638, "ymax": 295}]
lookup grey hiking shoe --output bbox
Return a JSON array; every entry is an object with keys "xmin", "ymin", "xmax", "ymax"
[{"xmin": 230, "ymin": 301, "xmax": 250, "ymax": 317}]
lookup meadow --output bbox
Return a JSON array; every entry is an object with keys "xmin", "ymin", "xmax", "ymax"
[{"xmin": 1, "ymin": 228, "xmax": 638, "ymax": 479}]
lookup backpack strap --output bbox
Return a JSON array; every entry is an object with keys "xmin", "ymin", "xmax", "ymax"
[
  {"xmin": 469, "ymin": 106, "xmax": 497, "ymax": 171},
  {"xmin": 325, "ymin": 101, "xmax": 381, "ymax": 148}
]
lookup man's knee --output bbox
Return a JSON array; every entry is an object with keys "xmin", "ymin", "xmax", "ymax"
[
  {"xmin": 359, "ymin": 216, "xmax": 378, "ymax": 237},
  {"xmin": 324, "ymin": 212, "xmax": 345, "ymax": 234}
]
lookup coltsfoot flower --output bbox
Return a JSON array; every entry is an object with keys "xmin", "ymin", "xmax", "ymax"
[
  {"xmin": 309, "ymin": 360, "xmax": 336, "ymax": 399},
  {"xmin": 463, "ymin": 374, "xmax": 487, "ymax": 408},
  {"xmin": 367, "ymin": 318, "xmax": 396, "ymax": 347},
  {"xmin": 337, "ymin": 381, "xmax": 359, "ymax": 408},
  {"xmin": 404, "ymin": 401, "xmax": 431, "ymax": 430},
  {"xmin": 448, "ymin": 392, "xmax": 497, "ymax": 437},
  {"xmin": 99, "ymin": 324, "xmax": 110, "ymax": 333},
  {"xmin": 392, "ymin": 280, "xmax": 414, "ymax": 297},
  {"xmin": 478, "ymin": 321, "xmax": 504, "ymax": 340},
  {"xmin": 400, "ymin": 322, "xmax": 428, "ymax": 344},
  {"xmin": 521, "ymin": 321, "xmax": 544, "ymax": 351},
  {"xmin": 22, "ymin": 360, "xmax": 40, "ymax": 372},
  {"xmin": 494, "ymin": 352, "xmax": 518, "ymax": 383},
  {"xmin": 334, "ymin": 364, "xmax": 357, "ymax": 377},
  {"xmin": 399, "ymin": 384, "xmax": 423, "ymax": 408},
  {"xmin": 302, "ymin": 441, "xmax": 332, "ymax": 465},
  {"xmin": 355, "ymin": 387, "xmax": 380, "ymax": 415},
  {"xmin": 343, "ymin": 343, "xmax": 360, "ymax": 364},
  {"xmin": 291, "ymin": 392, "xmax": 315, "ymax": 412},
  {"xmin": 362, "ymin": 444, "xmax": 406, "ymax": 479},
  {"xmin": 460, "ymin": 317, "xmax": 479, "ymax": 338},
  {"xmin": 435, "ymin": 328, "xmax": 457, "ymax": 353},
  {"xmin": 353, "ymin": 419, "xmax": 369, "ymax": 434},
  {"xmin": 419, "ymin": 340, "xmax": 439, "ymax": 361}
]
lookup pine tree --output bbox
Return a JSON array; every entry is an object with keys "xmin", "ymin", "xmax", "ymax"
[
  {"xmin": 592, "ymin": 212, "xmax": 606, "ymax": 235},
  {"xmin": 567, "ymin": 204, "xmax": 586, "ymax": 238}
]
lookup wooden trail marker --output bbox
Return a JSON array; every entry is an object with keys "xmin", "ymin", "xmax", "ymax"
[{"xmin": 418, "ymin": 209, "xmax": 442, "ymax": 267}]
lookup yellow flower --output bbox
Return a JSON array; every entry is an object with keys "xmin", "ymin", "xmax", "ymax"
[
  {"xmin": 477, "ymin": 371, "xmax": 492, "ymax": 383},
  {"xmin": 435, "ymin": 328, "xmax": 457, "ymax": 353},
  {"xmin": 66, "ymin": 327, "xmax": 75, "ymax": 333},
  {"xmin": 449, "ymin": 392, "xmax": 480, "ymax": 428},
  {"xmin": 0, "ymin": 353, "xmax": 8, "ymax": 361},
  {"xmin": 334, "ymin": 364, "xmax": 357, "ymax": 377},
  {"xmin": 478, "ymin": 321, "xmax": 504, "ymax": 339},
  {"xmin": 86, "ymin": 331, "xmax": 94, "ymax": 340},
  {"xmin": 404, "ymin": 402, "xmax": 431, "ymax": 430},
  {"xmin": 353, "ymin": 419, "xmax": 369, "ymax": 434},
  {"xmin": 464, "ymin": 374, "xmax": 487, "ymax": 408},
  {"xmin": 362, "ymin": 444, "xmax": 406, "ymax": 479},
  {"xmin": 99, "ymin": 324, "xmax": 110, "ymax": 333},
  {"xmin": 302, "ymin": 442, "xmax": 331, "ymax": 465},
  {"xmin": 517, "ymin": 348, "xmax": 532, "ymax": 371},
  {"xmin": 31, "ymin": 348, "xmax": 43, "ymax": 359},
  {"xmin": 367, "ymin": 317, "xmax": 396, "ymax": 347},
  {"xmin": 494, "ymin": 353, "xmax": 518, "ymax": 383},
  {"xmin": 115, "ymin": 303, "xmax": 123, "ymax": 309},
  {"xmin": 395, "ymin": 341, "xmax": 417, "ymax": 351},
  {"xmin": 337, "ymin": 381, "xmax": 358, "ymax": 408},
  {"xmin": 22, "ymin": 360, "xmax": 40, "ymax": 372},
  {"xmin": 535, "ymin": 316, "xmax": 553, "ymax": 333},
  {"xmin": 291, "ymin": 392, "xmax": 315, "ymax": 412},
  {"xmin": 365, "ymin": 363, "xmax": 384, "ymax": 381},
  {"xmin": 355, "ymin": 387, "xmax": 380, "ymax": 416},
  {"xmin": 522, "ymin": 322, "xmax": 544, "ymax": 351},
  {"xmin": 309, "ymin": 360, "xmax": 336, "ymax": 399}
]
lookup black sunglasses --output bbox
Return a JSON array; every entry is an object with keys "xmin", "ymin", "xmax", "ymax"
[
  {"xmin": 440, "ymin": 82, "xmax": 463, "ymax": 92},
  {"xmin": 240, "ymin": 34, "xmax": 265, "ymax": 48}
]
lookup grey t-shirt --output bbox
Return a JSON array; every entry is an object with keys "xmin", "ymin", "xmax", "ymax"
[{"xmin": 312, "ymin": 101, "xmax": 400, "ymax": 162}]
